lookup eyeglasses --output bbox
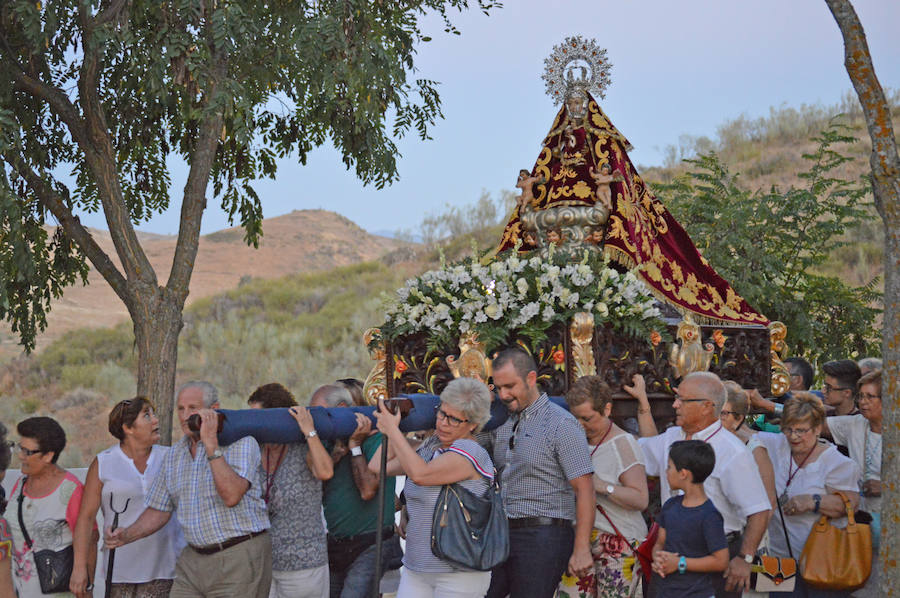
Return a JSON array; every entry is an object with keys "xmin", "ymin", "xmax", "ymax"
[
  {"xmin": 823, "ymin": 383, "xmax": 851, "ymax": 393},
  {"xmin": 436, "ymin": 408, "xmax": 469, "ymax": 427},
  {"xmin": 675, "ymin": 394, "xmax": 711, "ymax": 405},
  {"xmin": 783, "ymin": 427, "xmax": 813, "ymax": 438},
  {"xmin": 17, "ymin": 443, "xmax": 43, "ymax": 457},
  {"xmin": 858, "ymin": 392, "xmax": 881, "ymax": 402},
  {"xmin": 719, "ymin": 410, "xmax": 744, "ymax": 418}
]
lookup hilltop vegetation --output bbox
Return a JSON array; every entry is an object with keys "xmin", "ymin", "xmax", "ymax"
[{"xmin": 0, "ymin": 95, "xmax": 890, "ymax": 467}]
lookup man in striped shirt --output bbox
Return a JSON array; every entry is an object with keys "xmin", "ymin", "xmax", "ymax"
[{"xmin": 486, "ymin": 349, "xmax": 595, "ymax": 598}]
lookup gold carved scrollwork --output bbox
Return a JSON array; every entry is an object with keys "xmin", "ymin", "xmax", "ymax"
[
  {"xmin": 569, "ymin": 312, "xmax": 597, "ymax": 378},
  {"xmin": 362, "ymin": 328, "xmax": 388, "ymax": 405},
  {"xmin": 669, "ymin": 315, "xmax": 714, "ymax": 379},
  {"xmin": 768, "ymin": 321, "xmax": 790, "ymax": 397},
  {"xmin": 446, "ymin": 333, "xmax": 493, "ymax": 384}
]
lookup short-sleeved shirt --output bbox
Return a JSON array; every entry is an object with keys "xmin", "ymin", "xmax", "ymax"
[
  {"xmin": 323, "ymin": 432, "xmax": 397, "ymax": 539},
  {"xmin": 656, "ymin": 496, "xmax": 728, "ymax": 598},
  {"xmin": 756, "ymin": 433, "xmax": 859, "ymax": 558},
  {"xmin": 491, "ymin": 393, "xmax": 593, "ymax": 520},
  {"xmin": 8, "ymin": 472, "xmax": 85, "ymax": 598},
  {"xmin": 591, "ymin": 433, "xmax": 648, "ymax": 542},
  {"xmin": 259, "ymin": 443, "xmax": 327, "ymax": 571},
  {"xmin": 145, "ymin": 436, "xmax": 269, "ymax": 547},
  {"xmin": 403, "ymin": 437, "xmax": 494, "ymax": 573},
  {"xmin": 639, "ymin": 421, "xmax": 770, "ymax": 534},
  {"xmin": 827, "ymin": 414, "xmax": 881, "ymax": 514}
]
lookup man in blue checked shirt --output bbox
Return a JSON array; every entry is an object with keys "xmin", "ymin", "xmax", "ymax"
[{"xmin": 106, "ymin": 381, "xmax": 272, "ymax": 597}]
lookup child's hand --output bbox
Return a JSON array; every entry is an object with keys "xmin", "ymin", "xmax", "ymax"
[{"xmin": 653, "ymin": 550, "xmax": 679, "ymax": 577}]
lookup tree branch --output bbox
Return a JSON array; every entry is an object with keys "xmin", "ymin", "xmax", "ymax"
[{"xmin": 2, "ymin": 154, "xmax": 129, "ymax": 302}]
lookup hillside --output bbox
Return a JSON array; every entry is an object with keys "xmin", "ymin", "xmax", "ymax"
[{"xmin": 0, "ymin": 209, "xmax": 407, "ymax": 357}]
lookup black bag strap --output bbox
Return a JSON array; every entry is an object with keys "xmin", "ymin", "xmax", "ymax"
[
  {"xmin": 17, "ymin": 477, "xmax": 33, "ymax": 549},
  {"xmin": 775, "ymin": 496, "xmax": 794, "ymax": 560}
]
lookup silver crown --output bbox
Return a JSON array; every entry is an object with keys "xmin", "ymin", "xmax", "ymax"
[{"xmin": 542, "ymin": 36, "xmax": 612, "ymax": 103}]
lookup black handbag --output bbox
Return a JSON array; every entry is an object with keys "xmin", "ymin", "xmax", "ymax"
[
  {"xmin": 431, "ymin": 477, "xmax": 509, "ymax": 571},
  {"xmin": 17, "ymin": 479, "xmax": 74, "ymax": 594}
]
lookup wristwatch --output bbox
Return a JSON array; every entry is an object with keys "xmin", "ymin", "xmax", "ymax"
[
  {"xmin": 306, "ymin": 430, "xmax": 318, "ymax": 440},
  {"xmin": 206, "ymin": 448, "xmax": 224, "ymax": 461},
  {"xmin": 813, "ymin": 493, "xmax": 822, "ymax": 513},
  {"xmin": 350, "ymin": 445, "xmax": 364, "ymax": 457},
  {"xmin": 605, "ymin": 484, "xmax": 615, "ymax": 496},
  {"xmin": 740, "ymin": 553, "xmax": 754, "ymax": 564},
  {"xmin": 677, "ymin": 555, "xmax": 687, "ymax": 574}
]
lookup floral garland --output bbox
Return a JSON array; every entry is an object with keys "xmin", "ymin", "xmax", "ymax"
[{"xmin": 381, "ymin": 250, "xmax": 665, "ymax": 352}]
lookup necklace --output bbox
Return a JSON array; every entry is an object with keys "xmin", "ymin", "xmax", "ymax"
[
  {"xmin": 263, "ymin": 445, "xmax": 287, "ymax": 504},
  {"xmin": 590, "ymin": 421, "xmax": 615, "ymax": 457},
  {"xmin": 779, "ymin": 444, "xmax": 816, "ymax": 507}
]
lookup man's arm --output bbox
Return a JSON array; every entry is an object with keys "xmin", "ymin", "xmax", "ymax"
[
  {"xmin": 567, "ymin": 473, "xmax": 595, "ymax": 578},
  {"xmin": 199, "ymin": 409, "xmax": 251, "ymax": 507},
  {"xmin": 105, "ymin": 507, "xmax": 171, "ymax": 549},
  {"xmin": 294, "ymin": 406, "xmax": 333, "ymax": 481},
  {"xmin": 624, "ymin": 374, "xmax": 658, "ymax": 437},
  {"xmin": 724, "ymin": 509, "xmax": 770, "ymax": 591}
]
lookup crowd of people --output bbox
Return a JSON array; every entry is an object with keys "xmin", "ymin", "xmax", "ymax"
[{"xmin": 0, "ymin": 349, "xmax": 883, "ymax": 598}]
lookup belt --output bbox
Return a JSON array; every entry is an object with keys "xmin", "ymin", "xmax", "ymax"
[
  {"xmin": 508, "ymin": 516, "xmax": 572, "ymax": 529},
  {"xmin": 190, "ymin": 530, "xmax": 267, "ymax": 555}
]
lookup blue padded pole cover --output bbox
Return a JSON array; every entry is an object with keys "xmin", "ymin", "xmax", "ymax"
[{"xmin": 215, "ymin": 394, "xmax": 568, "ymax": 445}]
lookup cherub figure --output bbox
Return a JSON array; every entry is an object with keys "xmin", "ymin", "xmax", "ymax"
[
  {"xmin": 546, "ymin": 228, "xmax": 563, "ymax": 246},
  {"xmin": 583, "ymin": 227, "xmax": 605, "ymax": 245},
  {"xmin": 515, "ymin": 169, "xmax": 545, "ymax": 211},
  {"xmin": 588, "ymin": 163, "xmax": 622, "ymax": 211}
]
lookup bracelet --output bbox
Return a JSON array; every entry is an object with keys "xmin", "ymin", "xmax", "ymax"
[
  {"xmin": 678, "ymin": 555, "xmax": 687, "ymax": 574},
  {"xmin": 772, "ymin": 403, "xmax": 784, "ymax": 417}
]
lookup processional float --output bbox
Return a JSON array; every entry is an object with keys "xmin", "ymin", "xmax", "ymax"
[{"xmin": 209, "ymin": 37, "xmax": 791, "ymax": 592}]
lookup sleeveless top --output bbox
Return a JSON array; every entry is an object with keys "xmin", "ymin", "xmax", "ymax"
[
  {"xmin": 403, "ymin": 437, "xmax": 494, "ymax": 573},
  {"xmin": 98, "ymin": 444, "xmax": 184, "ymax": 583}
]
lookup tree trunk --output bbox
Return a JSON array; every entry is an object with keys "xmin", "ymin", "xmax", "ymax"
[
  {"xmin": 824, "ymin": 0, "xmax": 900, "ymax": 593},
  {"xmin": 130, "ymin": 285, "xmax": 185, "ymax": 445}
]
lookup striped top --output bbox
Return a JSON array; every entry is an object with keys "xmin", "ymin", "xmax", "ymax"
[{"xmin": 403, "ymin": 437, "xmax": 494, "ymax": 573}]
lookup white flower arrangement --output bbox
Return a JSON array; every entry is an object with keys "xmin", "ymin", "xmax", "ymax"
[{"xmin": 381, "ymin": 250, "xmax": 665, "ymax": 352}]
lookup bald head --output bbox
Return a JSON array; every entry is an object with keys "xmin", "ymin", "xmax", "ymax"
[
  {"xmin": 309, "ymin": 384, "xmax": 353, "ymax": 408},
  {"xmin": 682, "ymin": 372, "xmax": 727, "ymax": 415}
]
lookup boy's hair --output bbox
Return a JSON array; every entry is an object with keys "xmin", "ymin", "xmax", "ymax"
[{"xmin": 669, "ymin": 440, "xmax": 716, "ymax": 484}]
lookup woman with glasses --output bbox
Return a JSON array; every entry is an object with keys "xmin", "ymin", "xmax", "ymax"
[
  {"xmin": 558, "ymin": 375, "xmax": 648, "ymax": 598},
  {"xmin": 821, "ymin": 369, "xmax": 882, "ymax": 598},
  {"xmin": 371, "ymin": 377, "xmax": 495, "ymax": 597},
  {"xmin": 756, "ymin": 393, "xmax": 860, "ymax": 597},
  {"xmin": 71, "ymin": 398, "xmax": 184, "ymax": 597},
  {"xmin": 719, "ymin": 382, "xmax": 777, "ymax": 510},
  {"xmin": 8, "ymin": 416, "xmax": 90, "ymax": 598}
]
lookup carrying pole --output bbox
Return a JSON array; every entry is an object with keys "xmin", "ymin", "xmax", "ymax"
[{"xmin": 372, "ymin": 434, "xmax": 389, "ymax": 597}]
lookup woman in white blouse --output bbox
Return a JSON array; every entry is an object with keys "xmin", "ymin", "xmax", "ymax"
[
  {"xmin": 756, "ymin": 393, "xmax": 860, "ymax": 598},
  {"xmin": 558, "ymin": 375, "xmax": 648, "ymax": 598},
  {"xmin": 71, "ymin": 398, "xmax": 183, "ymax": 597}
]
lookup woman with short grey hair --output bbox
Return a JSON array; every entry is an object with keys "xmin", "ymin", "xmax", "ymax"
[{"xmin": 372, "ymin": 377, "xmax": 496, "ymax": 597}]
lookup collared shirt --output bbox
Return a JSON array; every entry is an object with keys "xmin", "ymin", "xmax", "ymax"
[
  {"xmin": 145, "ymin": 435, "xmax": 269, "ymax": 547},
  {"xmin": 492, "ymin": 393, "xmax": 593, "ymax": 520},
  {"xmin": 639, "ymin": 421, "xmax": 770, "ymax": 534}
]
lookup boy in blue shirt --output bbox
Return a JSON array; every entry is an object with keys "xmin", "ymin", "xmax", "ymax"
[{"xmin": 652, "ymin": 440, "xmax": 729, "ymax": 598}]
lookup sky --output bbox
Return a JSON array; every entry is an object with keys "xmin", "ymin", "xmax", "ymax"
[{"xmin": 75, "ymin": 0, "xmax": 900, "ymax": 238}]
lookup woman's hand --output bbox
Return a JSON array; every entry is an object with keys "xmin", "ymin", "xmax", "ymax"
[
  {"xmin": 373, "ymin": 398, "xmax": 401, "ymax": 435},
  {"xmin": 783, "ymin": 494, "xmax": 814, "ymax": 516},
  {"xmin": 863, "ymin": 479, "xmax": 882, "ymax": 497},
  {"xmin": 289, "ymin": 406, "xmax": 315, "ymax": 437}
]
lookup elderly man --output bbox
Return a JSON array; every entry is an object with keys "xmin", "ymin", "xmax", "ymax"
[
  {"xmin": 310, "ymin": 384, "xmax": 397, "ymax": 598},
  {"xmin": 485, "ymin": 348, "xmax": 595, "ymax": 598},
  {"xmin": 637, "ymin": 372, "xmax": 771, "ymax": 598},
  {"xmin": 106, "ymin": 381, "xmax": 271, "ymax": 597}
]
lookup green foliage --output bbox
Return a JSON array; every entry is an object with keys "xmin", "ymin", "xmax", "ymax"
[
  {"xmin": 0, "ymin": 0, "xmax": 498, "ymax": 351},
  {"xmin": 655, "ymin": 120, "xmax": 881, "ymax": 364},
  {"xmin": 36, "ymin": 325, "xmax": 135, "ymax": 380}
]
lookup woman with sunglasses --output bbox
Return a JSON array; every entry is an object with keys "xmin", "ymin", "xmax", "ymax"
[
  {"xmin": 8, "ymin": 416, "xmax": 90, "ymax": 598},
  {"xmin": 71, "ymin": 398, "xmax": 184, "ymax": 598},
  {"xmin": 756, "ymin": 393, "xmax": 860, "ymax": 597},
  {"xmin": 719, "ymin": 382, "xmax": 777, "ymax": 511},
  {"xmin": 371, "ymin": 377, "xmax": 495, "ymax": 597}
]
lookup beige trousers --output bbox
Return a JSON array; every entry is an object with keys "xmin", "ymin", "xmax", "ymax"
[{"xmin": 170, "ymin": 532, "xmax": 273, "ymax": 598}]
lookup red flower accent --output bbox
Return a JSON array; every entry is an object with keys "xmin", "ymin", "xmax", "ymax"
[
  {"xmin": 552, "ymin": 350, "xmax": 565, "ymax": 364},
  {"xmin": 601, "ymin": 532, "xmax": 629, "ymax": 555},
  {"xmin": 649, "ymin": 330, "xmax": 661, "ymax": 346},
  {"xmin": 576, "ymin": 573, "xmax": 595, "ymax": 592},
  {"xmin": 395, "ymin": 361, "xmax": 408, "ymax": 374},
  {"xmin": 712, "ymin": 329, "xmax": 727, "ymax": 348}
]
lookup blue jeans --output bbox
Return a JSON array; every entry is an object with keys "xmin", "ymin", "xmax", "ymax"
[
  {"xmin": 329, "ymin": 535, "xmax": 403, "ymax": 598},
  {"xmin": 486, "ymin": 524, "xmax": 574, "ymax": 598}
]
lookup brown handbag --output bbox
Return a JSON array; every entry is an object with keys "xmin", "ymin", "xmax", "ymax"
[{"xmin": 799, "ymin": 491, "xmax": 872, "ymax": 591}]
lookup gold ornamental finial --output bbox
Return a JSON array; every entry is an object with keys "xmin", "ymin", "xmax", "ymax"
[
  {"xmin": 362, "ymin": 328, "xmax": 388, "ymax": 405},
  {"xmin": 569, "ymin": 312, "xmax": 597, "ymax": 378},
  {"xmin": 669, "ymin": 314, "xmax": 714, "ymax": 379},
  {"xmin": 446, "ymin": 332, "xmax": 492, "ymax": 384},
  {"xmin": 769, "ymin": 321, "xmax": 790, "ymax": 397}
]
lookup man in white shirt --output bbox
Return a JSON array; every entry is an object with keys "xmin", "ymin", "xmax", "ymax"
[{"xmin": 638, "ymin": 372, "xmax": 771, "ymax": 597}]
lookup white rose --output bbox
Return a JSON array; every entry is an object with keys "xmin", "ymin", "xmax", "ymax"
[{"xmin": 516, "ymin": 277, "xmax": 529, "ymax": 296}]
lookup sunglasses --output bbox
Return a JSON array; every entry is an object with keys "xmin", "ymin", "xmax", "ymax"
[{"xmin": 17, "ymin": 443, "xmax": 43, "ymax": 457}]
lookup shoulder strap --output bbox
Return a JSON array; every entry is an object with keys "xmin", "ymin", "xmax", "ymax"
[
  {"xmin": 596, "ymin": 503, "xmax": 635, "ymax": 555},
  {"xmin": 17, "ymin": 478, "xmax": 32, "ymax": 549},
  {"xmin": 775, "ymin": 497, "xmax": 794, "ymax": 560}
]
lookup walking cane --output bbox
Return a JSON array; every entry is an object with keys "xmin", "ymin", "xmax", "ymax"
[
  {"xmin": 105, "ymin": 495, "xmax": 131, "ymax": 598},
  {"xmin": 372, "ymin": 432, "xmax": 388, "ymax": 598}
]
